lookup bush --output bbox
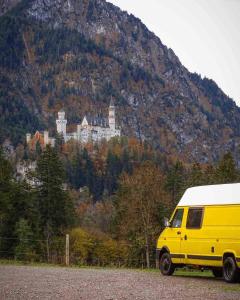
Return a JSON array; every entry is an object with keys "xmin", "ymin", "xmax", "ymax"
[
  {"xmin": 70, "ymin": 228, "xmax": 94, "ymax": 265},
  {"xmin": 70, "ymin": 227, "xmax": 129, "ymax": 267}
]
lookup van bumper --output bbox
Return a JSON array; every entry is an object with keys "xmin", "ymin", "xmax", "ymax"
[{"xmin": 156, "ymin": 248, "xmax": 162, "ymax": 269}]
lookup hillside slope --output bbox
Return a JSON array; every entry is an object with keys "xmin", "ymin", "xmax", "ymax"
[{"xmin": 0, "ymin": 0, "xmax": 240, "ymax": 162}]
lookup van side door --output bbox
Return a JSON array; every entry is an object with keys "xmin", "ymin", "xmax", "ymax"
[
  {"xmin": 163, "ymin": 208, "xmax": 185, "ymax": 263},
  {"xmin": 181, "ymin": 207, "xmax": 209, "ymax": 265}
]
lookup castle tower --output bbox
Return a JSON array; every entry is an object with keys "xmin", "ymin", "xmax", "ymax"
[
  {"xmin": 50, "ymin": 138, "xmax": 55, "ymax": 148},
  {"xmin": 56, "ymin": 110, "xmax": 67, "ymax": 138},
  {"xmin": 108, "ymin": 99, "xmax": 116, "ymax": 130},
  {"xmin": 26, "ymin": 133, "xmax": 31, "ymax": 144},
  {"xmin": 44, "ymin": 131, "xmax": 49, "ymax": 146}
]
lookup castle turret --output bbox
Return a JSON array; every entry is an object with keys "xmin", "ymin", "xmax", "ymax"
[
  {"xmin": 44, "ymin": 131, "xmax": 49, "ymax": 146},
  {"xmin": 26, "ymin": 133, "xmax": 31, "ymax": 144},
  {"xmin": 56, "ymin": 110, "xmax": 67, "ymax": 138},
  {"xmin": 108, "ymin": 99, "xmax": 116, "ymax": 130},
  {"xmin": 50, "ymin": 138, "xmax": 55, "ymax": 148},
  {"xmin": 82, "ymin": 116, "xmax": 89, "ymax": 127}
]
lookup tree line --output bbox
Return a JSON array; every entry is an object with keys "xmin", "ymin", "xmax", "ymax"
[{"xmin": 1, "ymin": 138, "xmax": 240, "ymax": 267}]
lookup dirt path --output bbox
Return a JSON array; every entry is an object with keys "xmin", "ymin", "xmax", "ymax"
[{"xmin": 0, "ymin": 265, "xmax": 239, "ymax": 300}]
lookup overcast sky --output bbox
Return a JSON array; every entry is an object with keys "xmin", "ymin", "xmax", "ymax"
[{"xmin": 109, "ymin": 0, "xmax": 240, "ymax": 106}]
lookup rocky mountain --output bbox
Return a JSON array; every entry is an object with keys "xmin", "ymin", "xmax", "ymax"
[
  {"xmin": 0, "ymin": 0, "xmax": 240, "ymax": 162},
  {"xmin": 0, "ymin": 0, "xmax": 20, "ymax": 16}
]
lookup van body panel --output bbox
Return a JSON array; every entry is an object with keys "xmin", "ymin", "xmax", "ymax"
[
  {"xmin": 160, "ymin": 228, "xmax": 183, "ymax": 264},
  {"xmin": 157, "ymin": 185, "xmax": 240, "ymax": 270},
  {"xmin": 159, "ymin": 208, "xmax": 186, "ymax": 264}
]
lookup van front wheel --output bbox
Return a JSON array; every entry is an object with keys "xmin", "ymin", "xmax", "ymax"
[
  {"xmin": 223, "ymin": 257, "xmax": 239, "ymax": 283},
  {"xmin": 160, "ymin": 252, "xmax": 175, "ymax": 276}
]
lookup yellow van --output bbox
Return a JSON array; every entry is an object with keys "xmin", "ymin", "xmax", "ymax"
[{"xmin": 156, "ymin": 183, "xmax": 240, "ymax": 283}]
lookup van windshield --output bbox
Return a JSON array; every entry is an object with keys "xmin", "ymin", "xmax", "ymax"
[{"xmin": 171, "ymin": 209, "xmax": 184, "ymax": 228}]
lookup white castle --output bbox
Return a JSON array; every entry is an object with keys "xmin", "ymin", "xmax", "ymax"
[{"xmin": 56, "ymin": 100, "xmax": 121, "ymax": 143}]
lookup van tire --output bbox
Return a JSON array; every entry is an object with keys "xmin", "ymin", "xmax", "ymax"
[
  {"xmin": 160, "ymin": 252, "xmax": 175, "ymax": 276},
  {"xmin": 223, "ymin": 256, "xmax": 239, "ymax": 283},
  {"xmin": 212, "ymin": 268, "xmax": 222, "ymax": 278}
]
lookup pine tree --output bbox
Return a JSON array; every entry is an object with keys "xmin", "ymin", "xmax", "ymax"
[
  {"xmin": 215, "ymin": 152, "xmax": 239, "ymax": 183},
  {"xmin": 105, "ymin": 150, "xmax": 122, "ymax": 195},
  {"xmin": 203, "ymin": 164, "xmax": 216, "ymax": 185},
  {"xmin": 0, "ymin": 149, "xmax": 39, "ymax": 258},
  {"xmin": 71, "ymin": 151, "xmax": 85, "ymax": 189},
  {"xmin": 164, "ymin": 161, "xmax": 185, "ymax": 207},
  {"xmin": 121, "ymin": 148, "xmax": 132, "ymax": 174},
  {"xmin": 0, "ymin": 148, "xmax": 14, "ymax": 255},
  {"xmin": 15, "ymin": 218, "xmax": 35, "ymax": 261},
  {"xmin": 35, "ymin": 145, "xmax": 75, "ymax": 254},
  {"xmin": 83, "ymin": 148, "xmax": 95, "ymax": 193},
  {"xmin": 0, "ymin": 147, "xmax": 12, "ymax": 186},
  {"xmin": 187, "ymin": 163, "xmax": 205, "ymax": 187},
  {"xmin": 82, "ymin": 148, "xmax": 103, "ymax": 201}
]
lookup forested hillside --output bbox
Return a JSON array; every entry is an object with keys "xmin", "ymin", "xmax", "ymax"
[
  {"xmin": 1, "ymin": 137, "xmax": 239, "ymax": 267},
  {"xmin": 0, "ymin": 0, "xmax": 240, "ymax": 162}
]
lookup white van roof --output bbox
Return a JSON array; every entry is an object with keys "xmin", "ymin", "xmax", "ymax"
[{"xmin": 178, "ymin": 183, "xmax": 240, "ymax": 206}]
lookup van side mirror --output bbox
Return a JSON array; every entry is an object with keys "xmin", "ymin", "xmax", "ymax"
[{"xmin": 164, "ymin": 217, "xmax": 170, "ymax": 227}]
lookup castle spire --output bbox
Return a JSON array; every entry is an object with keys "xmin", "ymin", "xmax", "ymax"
[{"xmin": 109, "ymin": 98, "xmax": 116, "ymax": 130}]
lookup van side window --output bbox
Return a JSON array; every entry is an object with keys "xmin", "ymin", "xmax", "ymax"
[
  {"xmin": 186, "ymin": 208, "xmax": 204, "ymax": 229},
  {"xmin": 171, "ymin": 209, "xmax": 184, "ymax": 228}
]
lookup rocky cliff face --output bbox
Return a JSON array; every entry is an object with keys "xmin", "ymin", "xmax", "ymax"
[
  {"xmin": 0, "ymin": 0, "xmax": 20, "ymax": 16},
  {"xmin": 0, "ymin": 0, "xmax": 240, "ymax": 162}
]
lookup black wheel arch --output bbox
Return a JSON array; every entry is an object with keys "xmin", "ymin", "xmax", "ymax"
[
  {"xmin": 160, "ymin": 246, "xmax": 170, "ymax": 255},
  {"xmin": 156, "ymin": 246, "xmax": 170, "ymax": 268},
  {"xmin": 223, "ymin": 252, "xmax": 236, "ymax": 261}
]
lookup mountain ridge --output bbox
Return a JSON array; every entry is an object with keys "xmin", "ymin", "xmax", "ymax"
[{"xmin": 0, "ymin": 0, "xmax": 240, "ymax": 162}]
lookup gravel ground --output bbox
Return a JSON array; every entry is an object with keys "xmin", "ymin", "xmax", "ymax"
[{"xmin": 0, "ymin": 265, "xmax": 240, "ymax": 300}]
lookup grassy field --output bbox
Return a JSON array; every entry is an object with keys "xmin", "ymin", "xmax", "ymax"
[
  {"xmin": 222, "ymin": 286, "xmax": 240, "ymax": 292},
  {"xmin": 175, "ymin": 269, "xmax": 213, "ymax": 277},
  {"xmin": 0, "ymin": 259, "xmax": 214, "ymax": 278}
]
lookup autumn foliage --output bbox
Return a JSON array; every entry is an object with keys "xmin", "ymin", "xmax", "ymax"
[{"xmin": 1, "ymin": 138, "xmax": 240, "ymax": 267}]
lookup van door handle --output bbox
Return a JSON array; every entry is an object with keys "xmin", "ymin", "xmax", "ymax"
[
  {"xmin": 177, "ymin": 231, "xmax": 181, "ymax": 235},
  {"xmin": 184, "ymin": 235, "xmax": 187, "ymax": 240}
]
